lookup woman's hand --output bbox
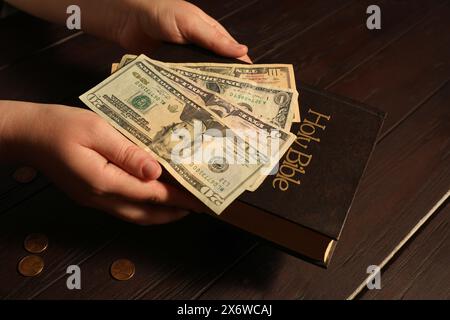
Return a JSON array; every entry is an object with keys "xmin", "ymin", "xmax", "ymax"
[
  {"xmin": 115, "ymin": 0, "xmax": 251, "ymax": 62},
  {"xmin": 0, "ymin": 101, "xmax": 204, "ymax": 225},
  {"xmin": 6, "ymin": 0, "xmax": 251, "ymax": 62}
]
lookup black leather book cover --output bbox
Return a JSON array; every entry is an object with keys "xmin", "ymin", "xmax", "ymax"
[
  {"xmin": 238, "ymin": 84, "xmax": 385, "ymax": 240},
  {"xmin": 220, "ymin": 84, "xmax": 385, "ymax": 266}
]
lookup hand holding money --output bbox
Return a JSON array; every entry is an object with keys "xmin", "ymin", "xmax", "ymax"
[
  {"xmin": 1, "ymin": 0, "xmax": 300, "ymax": 221},
  {"xmin": 81, "ymin": 54, "xmax": 300, "ymax": 214},
  {"xmin": 0, "ymin": 100, "xmax": 203, "ymax": 224}
]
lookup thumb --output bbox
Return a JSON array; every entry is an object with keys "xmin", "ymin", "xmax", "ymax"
[{"xmin": 91, "ymin": 124, "xmax": 162, "ymax": 181}]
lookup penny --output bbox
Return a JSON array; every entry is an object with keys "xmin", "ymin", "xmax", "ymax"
[
  {"xmin": 110, "ymin": 259, "xmax": 135, "ymax": 281},
  {"xmin": 24, "ymin": 233, "xmax": 49, "ymax": 254},
  {"xmin": 12, "ymin": 167, "xmax": 37, "ymax": 184},
  {"xmin": 18, "ymin": 255, "xmax": 44, "ymax": 277}
]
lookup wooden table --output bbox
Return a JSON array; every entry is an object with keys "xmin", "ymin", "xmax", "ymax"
[{"xmin": 0, "ymin": 0, "xmax": 449, "ymax": 299}]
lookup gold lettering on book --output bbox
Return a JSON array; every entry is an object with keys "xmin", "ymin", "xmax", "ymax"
[{"xmin": 272, "ymin": 108, "xmax": 331, "ymax": 191}]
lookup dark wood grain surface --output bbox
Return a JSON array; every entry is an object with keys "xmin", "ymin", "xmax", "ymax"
[
  {"xmin": 360, "ymin": 201, "xmax": 450, "ymax": 300},
  {"xmin": 0, "ymin": 0, "xmax": 448, "ymax": 299},
  {"xmin": 0, "ymin": 12, "xmax": 76, "ymax": 69}
]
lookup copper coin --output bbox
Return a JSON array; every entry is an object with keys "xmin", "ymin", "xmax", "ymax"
[
  {"xmin": 12, "ymin": 167, "xmax": 37, "ymax": 184},
  {"xmin": 110, "ymin": 259, "xmax": 135, "ymax": 281},
  {"xmin": 24, "ymin": 233, "xmax": 49, "ymax": 254},
  {"xmin": 18, "ymin": 255, "xmax": 44, "ymax": 277}
]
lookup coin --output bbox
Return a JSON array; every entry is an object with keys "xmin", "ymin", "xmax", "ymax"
[
  {"xmin": 110, "ymin": 259, "xmax": 135, "ymax": 281},
  {"xmin": 18, "ymin": 255, "xmax": 44, "ymax": 277},
  {"xmin": 12, "ymin": 167, "xmax": 37, "ymax": 184},
  {"xmin": 24, "ymin": 233, "xmax": 48, "ymax": 253}
]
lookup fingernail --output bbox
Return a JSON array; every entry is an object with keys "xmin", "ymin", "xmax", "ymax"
[
  {"xmin": 239, "ymin": 54, "xmax": 253, "ymax": 64},
  {"xmin": 143, "ymin": 161, "xmax": 161, "ymax": 179}
]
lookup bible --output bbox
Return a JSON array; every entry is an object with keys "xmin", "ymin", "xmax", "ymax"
[{"xmin": 220, "ymin": 84, "xmax": 385, "ymax": 267}]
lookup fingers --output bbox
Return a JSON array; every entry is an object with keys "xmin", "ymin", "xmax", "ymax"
[
  {"xmin": 101, "ymin": 163, "xmax": 205, "ymax": 212},
  {"xmin": 200, "ymin": 13, "xmax": 239, "ymax": 44},
  {"xmin": 89, "ymin": 121, "xmax": 162, "ymax": 181},
  {"xmin": 70, "ymin": 119, "xmax": 205, "ymax": 212},
  {"xmin": 238, "ymin": 54, "xmax": 253, "ymax": 64},
  {"xmin": 91, "ymin": 196, "xmax": 190, "ymax": 226},
  {"xmin": 75, "ymin": 148, "xmax": 206, "ymax": 212},
  {"xmin": 179, "ymin": 10, "xmax": 248, "ymax": 58},
  {"xmin": 200, "ymin": 14, "xmax": 253, "ymax": 64}
]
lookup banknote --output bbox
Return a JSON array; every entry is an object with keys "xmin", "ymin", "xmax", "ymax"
[
  {"xmin": 166, "ymin": 65, "xmax": 297, "ymax": 131},
  {"xmin": 111, "ymin": 55, "xmax": 299, "ymax": 191},
  {"xmin": 117, "ymin": 54, "xmax": 136, "ymax": 69},
  {"xmin": 142, "ymin": 56, "xmax": 296, "ymax": 187},
  {"xmin": 80, "ymin": 55, "xmax": 266, "ymax": 214},
  {"xmin": 115, "ymin": 56, "xmax": 296, "ymax": 149},
  {"xmin": 167, "ymin": 64, "xmax": 301, "ymax": 190},
  {"xmin": 115, "ymin": 55, "xmax": 301, "ymax": 123},
  {"xmin": 173, "ymin": 62, "xmax": 300, "ymax": 122}
]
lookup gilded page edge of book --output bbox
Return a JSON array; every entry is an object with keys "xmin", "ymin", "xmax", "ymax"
[{"xmin": 220, "ymin": 201, "xmax": 336, "ymax": 267}]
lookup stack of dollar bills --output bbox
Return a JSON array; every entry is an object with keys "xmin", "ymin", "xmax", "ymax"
[{"xmin": 80, "ymin": 54, "xmax": 300, "ymax": 214}]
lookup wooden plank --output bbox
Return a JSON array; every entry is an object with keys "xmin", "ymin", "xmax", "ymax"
[
  {"xmin": 0, "ymin": 166, "xmax": 49, "ymax": 215},
  {"xmin": 258, "ymin": 0, "xmax": 445, "ymax": 87},
  {"xmin": 0, "ymin": 186, "xmax": 123, "ymax": 299},
  {"xmin": 0, "ymin": 12, "xmax": 76, "ymax": 69},
  {"xmin": 328, "ymin": 2, "xmax": 450, "ymax": 135},
  {"xmin": 0, "ymin": 165, "xmax": 41, "ymax": 197},
  {"xmin": 148, "ymin": 0, "xmax": 352, "ymax": 64},
  {"xmin": 0, "ymin": 181, "xmax": 256, "ymax": 299},
  {"xmin": 202, "ymin": 0, "xmax": 351, "ymax": 59},
  {"xmin": 360, "ymin": 202, "xmax": 450, "ymax": 300},
  {"xmin": 190, "ymin": 0, "xmax": 260, "ymax": 22},
  {"xmin": 198, "ymin": 81, "xmax": 450, "ymax": 299},
  {"xmin": 0, "ymin": 35, "xmax": 125, "ymax": 103},
  {"xmin": 33, "ymin": 215, "xmax": 255, "ymax": 299}
]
